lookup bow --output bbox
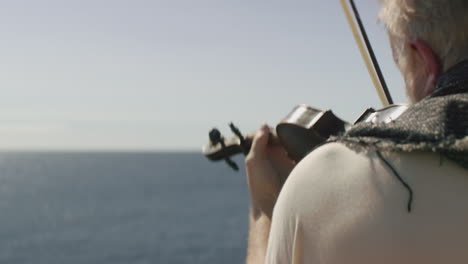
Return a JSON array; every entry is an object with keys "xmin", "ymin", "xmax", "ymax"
[{"xmin": 340, "ymin": 0, "xmax": 394, "ymax": 106}]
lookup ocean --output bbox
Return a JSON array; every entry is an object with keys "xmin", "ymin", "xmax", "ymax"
[{"xmin": 0, "ymin": 152, "xmax": 249, "ymax": 264}]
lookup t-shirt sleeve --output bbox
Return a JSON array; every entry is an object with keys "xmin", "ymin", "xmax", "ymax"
[
  {"xmin": 264, "ymin": 149, "xmax": 318, "ymax": 264},
  {"xmin": 265, "ymin": 206, "xmax": 305, "ymax": 264}
]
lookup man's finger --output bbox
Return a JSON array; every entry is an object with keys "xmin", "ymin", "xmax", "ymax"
[{"xmin": 249, "ymin": 124, "xmax": 270, "ymax": 157}]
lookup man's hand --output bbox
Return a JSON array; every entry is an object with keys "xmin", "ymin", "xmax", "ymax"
[
  {"xmin": 245, "ymin": 124, "xmax": 295, "ymax": 264},
  {"xmin": 245, "ymin": 124, "xmax": 296, "ymax": 219}
]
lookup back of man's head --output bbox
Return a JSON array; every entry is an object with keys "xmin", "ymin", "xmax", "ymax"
[{"xmin": 379, "ymin": 0, "xmax": 468, "ymax": 71}]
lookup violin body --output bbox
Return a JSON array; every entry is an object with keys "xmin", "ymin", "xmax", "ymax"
[{"xmin": 275, "ymin": 105, "xmax": 348, "ymax": 162}]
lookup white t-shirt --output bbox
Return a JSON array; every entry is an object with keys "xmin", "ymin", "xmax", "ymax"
[{"xmin": 266, "ymin": 143, "xmax": 468, "ymax": 264}]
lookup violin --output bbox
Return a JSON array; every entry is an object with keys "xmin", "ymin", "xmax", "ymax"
[
  {"xmin": 203, "ymin": 104, "xmax": 408, "ymax": 170},
  {"xmin": 202, "ymin": 0, "xmax": 408, "ymax": 170}
]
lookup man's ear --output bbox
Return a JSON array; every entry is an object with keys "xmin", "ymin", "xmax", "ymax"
[{"xmin": 407, "ymin": 39, "xmax": 442, "ymax": 100}]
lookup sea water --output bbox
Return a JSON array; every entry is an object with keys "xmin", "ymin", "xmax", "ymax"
[{"xmin": 0, "ymin": 152, "xmax": 249, "ymax": 264}]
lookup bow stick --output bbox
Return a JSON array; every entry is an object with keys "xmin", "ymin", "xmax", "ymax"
[{"xmin": 340, "ymin": 0, "xmax": 394, "ymax": 106}]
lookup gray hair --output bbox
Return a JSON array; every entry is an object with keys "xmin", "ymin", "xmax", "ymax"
[{"xmin": 379, "ymin": 0, "xmax": 468, "ymax": 71}]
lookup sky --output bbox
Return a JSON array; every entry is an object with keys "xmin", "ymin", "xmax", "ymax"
[{"xmin": 0, "ymin": 0, "xmax": 406, "ymax": 151}]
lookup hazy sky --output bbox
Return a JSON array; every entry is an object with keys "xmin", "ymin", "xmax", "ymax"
[{"xmin": 0, "ymin": 0, "xmax": 406, "ymax": 151}]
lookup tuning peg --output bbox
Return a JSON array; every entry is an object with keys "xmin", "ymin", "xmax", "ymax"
[
  {"xmin": 229, "ymin": 123, "xmax": 248, "ymax": 154},
  {"xmin": 209, "ymin": 128, "xmax": 222, "ymax": 145}
]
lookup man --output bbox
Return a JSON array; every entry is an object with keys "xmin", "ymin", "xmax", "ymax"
[{"xmin": 245, "ymin": 1, "xmax": 468, "ymax": 263}]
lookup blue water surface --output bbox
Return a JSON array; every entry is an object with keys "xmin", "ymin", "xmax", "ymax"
[{"xmin": 0, "ymin": 152, "xmax": 249, "ymax": 264}]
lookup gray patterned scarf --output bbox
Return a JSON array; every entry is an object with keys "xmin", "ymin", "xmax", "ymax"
[{"xmin": 336, "ymin": 60, "xmax": 468, "ymax": 169}]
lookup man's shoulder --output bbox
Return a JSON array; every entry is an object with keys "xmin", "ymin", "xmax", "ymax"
[
  {"xmin": 289, "ymin": 142, "xmax": 378, "ymax": 183},
  {"xmin": 281, "ymin": 142, "xmax": 382, "ymax": 191},
  {"xmin": 290, "ymin": 142, "xmax": 464, "ymax": 183},
  {"xmin": 276, "ymin": 142, "xmax": 467, "ymax": 222},
  {"xmin": 300, "ymin": 142, "xmax": 369, "ymax": 166},
  {"xmin": 271, "ymin": 143, "xmax": 468, "ymax": 263},
  {"xmin": 269, "ymin": 143, "xmax": 396, "ymax": 262},
  {"xmin": 274, "ymin": 142, "xmax": 385, "ymax": 222}
]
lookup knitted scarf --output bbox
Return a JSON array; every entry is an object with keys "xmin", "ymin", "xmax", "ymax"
[{"xmin": 335, "ymin": 60, "xmax": 468, "ymax": 169}]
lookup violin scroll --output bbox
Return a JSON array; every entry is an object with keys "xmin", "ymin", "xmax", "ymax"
[{"xmin": 204, "ymin": 123, "xmax": 254, "ymax": 170}]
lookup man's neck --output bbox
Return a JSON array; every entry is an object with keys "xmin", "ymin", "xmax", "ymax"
[{"xmin": 432, "ymin": 59, "xmax": 468, "ymax": 97}]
